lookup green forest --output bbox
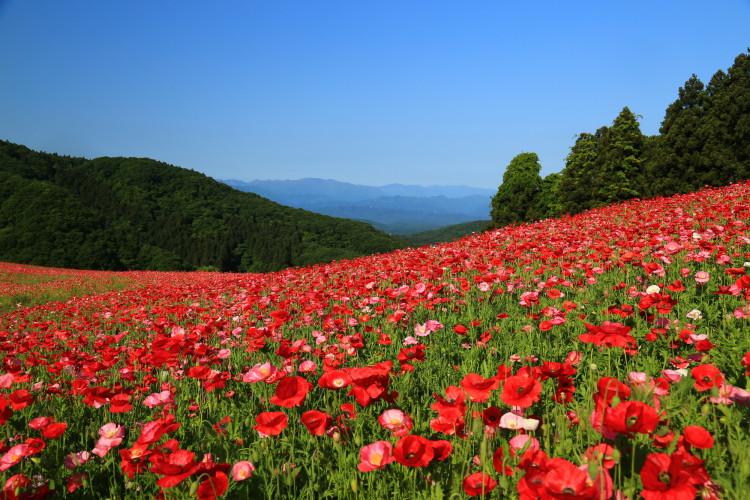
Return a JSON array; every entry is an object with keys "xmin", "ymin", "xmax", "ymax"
[
  {"xmin": 491, "ymin": 49, "xmax": 750, "ymax": 226},
  {"xmin": 0, "ymin": 142, "xmax": 401, "ymax": 272}
]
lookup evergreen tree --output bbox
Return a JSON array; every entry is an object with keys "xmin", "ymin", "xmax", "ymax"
[
  {"xmin": 599, "ymin": 107, "xmax": 644, "ymax": 204},
  {"xmin": 558, "ymin": 108, "xmax": 644, "ymax": 214},
  {"xmin": 649, "ymin": 75, "xmax": 711, "ymax": 195},
  {"xmin": 490, "ymin": 152, "xmax": 543, "ymax": 227},
  {"xmin": 559, "ymin": 132, "xmax": 599, "ymax": 214},
  {"xmin": 703, "ymin": 51, "xmax": 750, "ymax": 184}
]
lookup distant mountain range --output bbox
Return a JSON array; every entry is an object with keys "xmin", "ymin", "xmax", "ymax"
[{"xmin": 224, "ymin": 178, "xmax": 494, "ymax": 234}]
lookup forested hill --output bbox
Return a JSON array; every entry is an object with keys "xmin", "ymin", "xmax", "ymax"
[{"xmin": 0, "ymin": 141, "xmax": 402, "ymax": 272}]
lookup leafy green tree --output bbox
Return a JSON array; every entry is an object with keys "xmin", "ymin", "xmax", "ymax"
[
  {"xmin": 491, "ymin": 152, "xmax": 543, "ymax": 227},
  {"xmin": 528, "ymin": 173, "xmax": 563, "ymax": 220}
]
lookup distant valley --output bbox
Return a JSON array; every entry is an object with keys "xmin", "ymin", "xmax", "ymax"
[{"xmin": 224, "ymin": 178, "xmax": 494, "ymax": 234}]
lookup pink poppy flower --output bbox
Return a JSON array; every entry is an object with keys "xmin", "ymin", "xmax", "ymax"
[
  {"xmin": 298, "ymin": 360, "xmax": 317, "ymax": 373},
  {"xmin": 242, "ymin": 362, "xmax": 277, "ymax": 383},
  {"xmin": 694, "ymin": 271, "xmax": 710, "ymax": 284},
  {"xmin": 499, "ymin": 412, "xmax": 539, "ymax": 431},
  {"xmin": 509, "ymin": 434, "xmax": 540, "ymax": 454},
  {"xmin": 0, "ymin": 445, "xmax": 29, "ymax": 471},
  {"xmin": 378, "ymin": 409, "xmax": 413, "ymax": 436},
  {"xmin": 358, "ymin": 441, "xmax": 394, "ymax": 472},
  {"xmin": 231, "ymin": 461, "xmax": 255, "ymax": 481},
  {"xmin": 143, "ymin": 390, "xmax": 173, "ymax": 408},
  {"xmin": 92, "ymin": 423, "xmax": 125, "ymax": 457}
]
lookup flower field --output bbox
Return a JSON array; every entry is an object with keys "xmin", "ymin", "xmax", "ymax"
[
  {"xmin": 0, "ymin": 264, "xmax": 133, "ymax": 314},
  {"xmin": 1, "ymin": 183, "xmax": 750, "ymax": 499}
]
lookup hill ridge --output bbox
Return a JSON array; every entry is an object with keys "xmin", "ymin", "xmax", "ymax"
[{"xmin": 0, "ymin": 140, "xmax": 401, "ymax": 272}]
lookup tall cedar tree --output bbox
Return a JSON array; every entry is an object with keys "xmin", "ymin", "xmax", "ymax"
[
  {"xmin": 559, "ymin": 132, "xmax": 599, "ymax": 214},
  {"xmin": 557, "ymin": 107, "xmax": 645, "ymax": 215},
  {"xmin": 649, "ymin": 51, "xmax": 750, "ymax": 195},
  {"xmin": 604, "ymin": 107, "xmax": 645, "ymax": 203},
  {"xmin": 648, "ymin": 75, "xmax": 710, "ymax": 195}
]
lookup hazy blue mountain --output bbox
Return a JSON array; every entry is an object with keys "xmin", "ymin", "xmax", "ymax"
[
  {"xmin": 223, "ymin": 178, "xmax": 494, "ymax": 234},
  {"xmin": 377, "ymin": 183, "xmax": 495, "ymax": 198}
]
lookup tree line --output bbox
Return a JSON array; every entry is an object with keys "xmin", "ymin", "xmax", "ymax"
[{"xmin": 491, "ymin": 50, "xmax": 750, "ymax": 226}]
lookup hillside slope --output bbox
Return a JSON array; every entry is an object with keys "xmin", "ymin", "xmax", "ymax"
[{"xmin": 0, "ymin": 141, "xmax": 401, "ymax": 271}]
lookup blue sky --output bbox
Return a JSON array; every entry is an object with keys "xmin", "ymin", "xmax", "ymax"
[{"xmin": 1, "ymin": 1, "xmax": 749, "ymax": 187}]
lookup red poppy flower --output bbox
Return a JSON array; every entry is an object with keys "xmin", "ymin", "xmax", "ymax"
[
  {"xmin": 430, "ymin": 440, "xmax": 452, "ymax": 461},
  {"xmin": 638, "ymin": 292, "xmax": 676, "ymax": 314},
  {"xmin": 462, "ymin": 472, "xmax": 497, "ymax": 497},
  {"xmin": 136, "ymin": 414, "xmax": 180, "ymax": 446},
  {"xmin": 397, "ymin": 345, "xmax": 426, "ymax": 366},
  {"xmin": 270, "ymin": 376, "xmax": 312, "ymax": 408},
  {"xmin": 461, "ymin": 373, "xmax": 500, "ymax": 403},
  {"xmin": 501, "ymin": 371, "xmax": 542, "ymax": 408},
  {"xmin": 197, "ymin": 470, "xmax": 228, "ymax": 500},
  {"xmin": 453, "ymin": 324, "xmax": 468, "ymax": 335},
  {"xmin": 109, "ymin": 393, "xmax": 132, "ymax": 413},
  {"xmin": 682, "ymin": 425, "xmax": 714, "ymax": 449},
  {"xmin": 542, "ymin": 457, "xmax": 600, "ymax": 498},
  {"xmin": 690, "ymin": 364, "xmax": 724, "ymax": 392},
  {"xmin": 149, "ymin": 448, "xmax": 200, "ymax": 488},
  {"xmin": 66, "ymin": 472, "xmax": 87, "ymax": 494},
  {"xmin": 493, "ymin": 446, "xmax": 513, "ymax": 475},
  {"xmin": 742, "ymin": 352, "xmax": 750, "ymax": 375},
  {"xmin": 393, "ymin": 435, "xmax": 435, "ymax": 467},
  {"xmin": 603, "ymin": 401, "xmax": 659, "ymax": 436},
  {"xmin": 347, "ymin": 362, "xmax": 393, "ymax": 407},
  {"xmin": 9, "ymin": 390, "xmax": 33, "ymax": 411},
  {"xmin": 254, "ymin": 412, "xmax": 288, "ymax": 437},
  {"xmin": 119, "ymin": 445, "xmax": 153, "ymax": 478},
  {"xmin": 482, "ymin": 406, "xmax": 502, "ymax": 427},
  {"xmin": 41, "ymin": 422, "xmax": 67, "ymax": 440},
  {"xmin": 317, "ymin": 370, "xmax": 352, "ymax": 390},
  {"xmin": 640, "ymin": 452, "xmax": 696, "ymax": 500},
  {"xmin": 579, "ymin": 321, "xmax": 636, "ymax": 349},
  {"xmin": 187, "ymin": 365, "xmax": 212, "ymax": 380},
  {"xmin": 594, "ymin": 377, "xmax": 631, "ymax": 405},
  {"xmin": 540, "ymin": 361, "xmax": 575, "ymax": 380},
  {"xmin": 300, "ymin": 410, "xmax": 332, "ymax": 436}
]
